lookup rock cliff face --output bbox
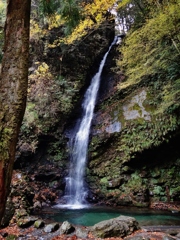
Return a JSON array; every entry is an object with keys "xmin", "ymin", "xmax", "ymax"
[{"xmin": 86, "ymin": 41, "xmax": 180, "ymax": 207}]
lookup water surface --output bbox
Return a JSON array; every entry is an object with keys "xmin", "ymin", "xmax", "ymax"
[{"xmin": 39, "ymin": 206, "xmax": 180, "ymax": 227}]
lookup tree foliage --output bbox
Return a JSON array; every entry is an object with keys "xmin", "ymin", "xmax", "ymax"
[
  {"xmin": 118, "ymin": 1, "xmax": 180, "ymax": 86},
  {"xmin": 30, "ymin": 0, "xmax": 83, "ymax": 34},
  {"xmin": 0, "ymin": 0, "xmax": 6, "ymax": 27},
  {"xmin": 0, "ymin": 0, "xmax": 6, "ymax": 62},
  {"xmin": 48, "ymin": 0, "xmax": 115, "ymax": 45},
  {"xmin": 58, "ymin": 0, "xmax": 83, "ymax": 34},
  {"xmin": 116, "ymin": 0, "xmax": 180, "ymax": 114}
]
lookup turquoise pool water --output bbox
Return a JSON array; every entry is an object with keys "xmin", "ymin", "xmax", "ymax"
[{"xmin": 39, "ymin": 205, "xmax": 180, "ymax": 226}]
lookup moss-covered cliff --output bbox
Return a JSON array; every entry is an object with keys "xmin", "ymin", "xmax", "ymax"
[
  {"xmin": 88, "ymin": 73, "xmax": 180, "ymax": 206},
  {"xmin": 86, "ymin": 1, "xmax": 180, "ymax": 207}
]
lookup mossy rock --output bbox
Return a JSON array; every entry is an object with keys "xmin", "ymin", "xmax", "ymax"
[
  {"xmin": 17, "ymin": 216, "xmax": 38, "ymax": 228},
  {"xmin": 5, "ymin": 235, "xmax": 17, "ymax": 240},
  {"xmin": 34, "ymin": 219, "xmax": 45, "ymax": 228}
]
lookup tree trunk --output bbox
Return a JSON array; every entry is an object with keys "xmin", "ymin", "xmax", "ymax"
[{"xmin": 0, "ymin": 0, "xmax": 31, "ymax": 224}]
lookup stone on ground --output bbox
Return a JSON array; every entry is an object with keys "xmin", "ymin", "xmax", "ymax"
[
  {"xmin": 90, "ymin": 215, "xmax": 140, "ymax": 238},
  {"xmin": 44, "ymin": 222, "xmax": 59, "ymax": 233},
  {"xmin": 60, "ymin": 221, "xmax": 75, "ymax": 234},
  {"xmin": 34, "ymin": 219, "xmax": 45, "ymax": 228}
]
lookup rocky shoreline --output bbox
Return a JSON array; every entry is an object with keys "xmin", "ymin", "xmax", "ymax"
[
  {"xmin": 1, "ymin": 168, "xmax": 180, "ymax": 239},
  {"xmin": 1, "ymin": 214, "xmax": 180, "ymax": 240}
]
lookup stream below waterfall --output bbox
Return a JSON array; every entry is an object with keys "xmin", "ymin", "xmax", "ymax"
[{"xmin": 38, "ymin": 206, "xmax": 180, "ymax": 227}]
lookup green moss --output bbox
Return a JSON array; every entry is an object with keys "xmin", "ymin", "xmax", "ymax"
[
  {"xmin": 122, "ymin": 172, "xmax": 144, "ymax": 193},
  {"xmin": 170, "ymin": 186, "xmax": 180, "ymax": 196},
  {"xmin": 131, "ymin": 103, "xmax": 139, "ymax": 111},
  {"xmin": 6, "ymin": 235, "xmax": 17, "ymax": 240},
  {"xmin": 100, "ymin": 177, "xmax": 108, "ymax": 185},
  {"xmin": 149, "ymin": 178, "xmax": 158, "ymax": 185},
  {"xmin": 23, "ymin": 103, "xmax": 38, "ymax": 126},
  {"xmin": 153, "ymin": 186, "xmax": 164, "ymax": 196},
  {"xmin": 150, "ymin": 168, "xmax": 161, "ymax": 178},
  {"xmin": 160, "ymin": 197, "xmax": 168, "ymax": 202}
]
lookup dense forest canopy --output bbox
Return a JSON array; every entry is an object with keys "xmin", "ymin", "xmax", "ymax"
[{"xmin": 1, "ymin": 0, "xmax": 180, "ymax": 59}]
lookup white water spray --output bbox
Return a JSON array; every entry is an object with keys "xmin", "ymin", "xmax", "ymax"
[{"xmin": 60, "ymin": 37, "xmax": 118, "ymax": 209}]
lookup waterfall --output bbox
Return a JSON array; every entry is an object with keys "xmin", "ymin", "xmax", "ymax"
[{"xmin": 61, "ymin": 36, "xmax": 118, "ymax": 209}]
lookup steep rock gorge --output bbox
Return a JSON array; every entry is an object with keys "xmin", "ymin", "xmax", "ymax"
[{"xmin": 13, "ymin": 11, "xmax": 180, "ymax": 213}]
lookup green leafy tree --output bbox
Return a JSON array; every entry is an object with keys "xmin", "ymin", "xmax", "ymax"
[{"xmin": 59, "ymin": 0, "xmax": 82, "ymax": 34}]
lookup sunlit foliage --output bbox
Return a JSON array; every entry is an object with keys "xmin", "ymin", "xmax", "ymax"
[
  {"xmin": 116, "ymin": 0, "xmax": 180, "ymax": 113},
  {"xmin": 0, "ymin": 0, "xmax": 6, "ymax": 27},
  {"xmin": 30, "ymin": 19, "xmax": 48, "ymax": 40},
  {"xmin": 48, "ymin": 0, "xmax": 115, "ymax": 45},
  {"xmin": 117, "ymin": 1, "xmax": 180, "ymax": 84},
  {"xmin": 20, "ymin": 60, "xmax": 79, "ymax": 151},
  {"xmin": 0, "ymin": 0, "xmax": 6, "ymax": 62}
]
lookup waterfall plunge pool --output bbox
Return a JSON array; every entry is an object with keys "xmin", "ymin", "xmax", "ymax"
[{"xmin": 36, "ymin": 206, "xmax": 180, "ymax": 227}]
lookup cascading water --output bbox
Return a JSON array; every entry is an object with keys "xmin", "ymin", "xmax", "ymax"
[{"xmin": 62, "ymin": 36, "xmax": 118, "ymax": 209}]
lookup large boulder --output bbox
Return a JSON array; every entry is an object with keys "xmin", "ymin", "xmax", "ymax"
[
  {"xmin": 44, "ymin": 223, "xmax": 60, "ymax": 233},
  {"xmin": 17, "ymin": 216, "xmax": 38, "ymax": 228},
  {"xmin": 90, "ymin": 215, "xmax": 140, "ymax": 238},
  {"xmin": 75, "ymin": 227, "xmax": 89, "ymax": 239},
  {"xmin": 60, "ymin": 221, "xmax": 75, "ymax": 234}
]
